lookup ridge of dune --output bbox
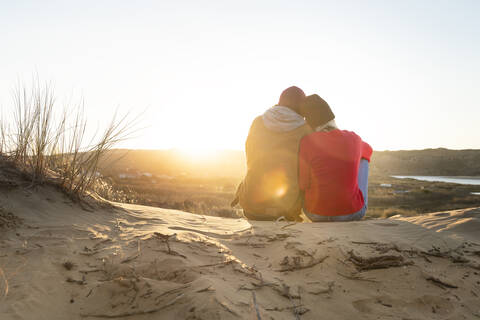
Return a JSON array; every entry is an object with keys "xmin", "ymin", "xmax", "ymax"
[
  {"xmin": 391, "ymin": 208, "xmax": 480, "ymax": 243},
  {"xmin": 1, "ymin": 185, "xmax": 480, "ymax": 320}
]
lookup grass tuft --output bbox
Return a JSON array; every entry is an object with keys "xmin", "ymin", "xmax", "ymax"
[{"xmin": 0, "ymin": 79, "xmax": 139, "ymax": 201}]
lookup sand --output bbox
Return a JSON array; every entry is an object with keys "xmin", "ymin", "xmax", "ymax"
[{"xmin": 1, "ymin": 185, "xmax": 480, "ymax": 320}]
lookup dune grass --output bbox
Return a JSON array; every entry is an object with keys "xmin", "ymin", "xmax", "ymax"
[{"xmin": 0, "ymin": 79, "xmax": 138, "ymax": 200}]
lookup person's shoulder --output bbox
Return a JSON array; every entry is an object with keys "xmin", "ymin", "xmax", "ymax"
[
  {"xmin": 338, "ymin": 129, "xmax": 362, "ymax": 140},
  {"xmin": 338, "ymin": 130, "xmax": 372, "ymax": 148},
  {"xmin": 338, "ymin": 129, "xmax": 356, "ymax": 135},
  {"xmin": 249, "ymin": 115, "xmax": 264, "ymax": 130},
  {"xmin": 252, "ymin": 115, "xmax": 263, "ymax": 124}
]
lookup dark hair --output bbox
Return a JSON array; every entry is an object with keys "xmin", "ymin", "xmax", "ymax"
[
  {"xmin": 300, "ymin": 94, "xmax": 335, "ymax": 130},
  {"xmin": 278, "ymin": 86, "xmax": 306, "ymax": 113}
]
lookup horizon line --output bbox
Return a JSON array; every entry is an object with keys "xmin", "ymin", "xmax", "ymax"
[{"xmin": 111, "ymin": 147, "xmax": 480, "ymax": 153}]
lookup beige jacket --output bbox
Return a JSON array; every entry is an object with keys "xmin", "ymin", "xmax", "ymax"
[{"xmin": 235, "ymin": 111, "xmax": 312, "ymax": 220}]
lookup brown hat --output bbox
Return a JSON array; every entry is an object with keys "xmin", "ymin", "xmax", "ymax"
[
  {"xmin": 278, "ymin": 86, "xmax": 306, "ymax": 113},
  {"xmin": 300, "ymin": 94, "xmax": 335, "ymax": 130}
]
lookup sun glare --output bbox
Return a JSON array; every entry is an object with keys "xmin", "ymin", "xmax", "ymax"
[
  {"xmin": 177, "ymin": 147, "xmax": 217, "ymax": 159},
  {"xmin": 275, "ymin": 186, "xmax": 287, "ymax": 197}
]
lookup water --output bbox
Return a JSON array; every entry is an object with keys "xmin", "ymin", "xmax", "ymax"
[{"xmin": 392, "ymin": 175, "xmax": 480, "ymax": 186}]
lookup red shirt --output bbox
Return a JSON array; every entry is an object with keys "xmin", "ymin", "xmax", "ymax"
[{"xmin": 299, "ymin": 130, "xmax": 372, "ymax": 216}]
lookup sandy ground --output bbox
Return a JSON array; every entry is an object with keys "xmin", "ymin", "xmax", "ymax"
[{"xmin": 1, "ymin": 185, "xmax": 480, "ymax": 320}]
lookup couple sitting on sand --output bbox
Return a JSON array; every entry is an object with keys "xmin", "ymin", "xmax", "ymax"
[{"xmin": 232, "ymin": 86, "xmax": 372, "ymax": 222}]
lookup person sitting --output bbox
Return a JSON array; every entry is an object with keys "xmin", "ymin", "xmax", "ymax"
[
  {"xmin": 232, "ymin": 86, "xmax": 312, "ymax": 221},
  {"xmin": 299, "ymin": 94, "xmax": 372, "ymax": 222}
]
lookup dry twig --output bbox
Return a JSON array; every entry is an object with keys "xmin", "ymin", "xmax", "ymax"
[
  {"xmin": 426, "ymin": 276, "xmax": 458, "ymax": 289},
  {"xmin": 336, "ymin": 271, "xmax": 378, "ymax": 283},
  {"xmin": 252, "ymin": 291, "xmax": 262, "ymax": 320},
  {"xmin": 276, "ymin": 255, "xmax": 329, "ymax": 272},
  {"xmin": 348, "ymin": 250, "xmax": 413, "ymax": 271}
]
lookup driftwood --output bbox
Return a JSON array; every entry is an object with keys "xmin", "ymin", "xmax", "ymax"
[
  {"xmin": 193, "ymin": 260, "xmax": 235, "ymax": 268},
  {"xmin": 215, "ymin": 297, "xmax": 240, "ymax": 317},
  {"xmin": 348, "ymin": 250, "xmax": 413, "ymax": 271},
  {"xmin": 66, "ymin": 276, "xmax": 85, "ymax": 285},
  {"xmin": 264, "ymin": 304, "xmax": 309, "ymax": 314},
  {"xmin": 306, "ymin": 281, "xmax": 335, "ymax": 295},
  {"xmin": 350, "ymin": 241, "xmax": 438, "ymax": 263},
  {"xmin": 336, "ymin": 271, "xmax": 378, "ymax": 283},
  {"xmin": 153, "ymin": 232, "xmax": 176, "ymax": 252},
  {"xmin": 154, "ymin": 285, "xmax": 190, "ymax": 303},
  {"xmin": 85, "ymin": 288, "xmax": 94, "ymax": 298},
  {"xmin": 153, "ymin": 232, "xmax": 186, "ymax": 258},
  {"xmin": 239, "ymin": 280, "xmax": 300, "ymax": 299},
  {"xmin": 280, "ymin": 223, "xmax": 297, "ymax": 230},
  {"xmin": 247, "ymin": 279, "xmax": 306, "ymax": 319},
  {"xmin": 422, "ymin": 244, "xmax": 472, "ymax": 264},
  {"xmin": 240, "ymin": 279, "xmax": 310, "ymax": 319},
  {"xmin": 251, "ymin": 291, "xmax": 262, "ymax": 320},
  {"xmin": 232, "ymin": 241, "xmax": 266, "ymax": 248},
  {"xmin": 426, "ymin": 276, "xmax": 458, "ymax": 289},
  {"xmin": 79, "ymin": 246, "xmax": 103, "ymax": 256},
  {"xmin": 276, "ymin": 255, "xmax": 328, "ymax": 272},
  {"xmin": 351, "ymin": 241, "xmax": 379, "ymax": 245},
  {"xmin": 120, "ymin": 252, "xmax": 140, "ymax": 264},
  {"xmin": 288, "ymin": 286, "xmax": 305, "ymax": 320},
  {"xmin": 317, "ymin": 237, "xmax": 336, "ymax": 245},
  {"xmin": 265, "ymin": 233, "xmax": 291, "ymax": 241},
  {"xmin": 79, "ymin": 268, "xmax": 103, "ymax": 274}
]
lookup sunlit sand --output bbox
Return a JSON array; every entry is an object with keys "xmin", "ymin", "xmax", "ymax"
[{"xmin": 1, "ymin": 183, "xmax": 479, "ymax": 319}]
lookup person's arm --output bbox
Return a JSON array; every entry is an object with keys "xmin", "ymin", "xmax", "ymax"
[
  {"xmin": 245, "ymin": 118, "xmax": 260, "ymax": 171},
  {"xmin": 232, "ymin": 118, "xmax": 257, "ymax": 207},
  {"xmin": 361, "ymin": 141, "xmax": 373, "ymax": 162},
  {"xmin": 298, "ymin": 138, "xmax": 310, "ymax": 191}
]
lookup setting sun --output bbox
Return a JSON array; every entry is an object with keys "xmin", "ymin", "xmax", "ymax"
[{"xmin": 176, "ymin": 147, "xmax": 218, "ymax": 159}]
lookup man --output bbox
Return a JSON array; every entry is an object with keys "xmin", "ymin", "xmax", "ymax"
[
  {"xmin": 232, "ymin": 86, "xmax": 312, "ymax": 221},
  {"xmin": 299, "ymin": 94, "xmax": 372, "ymax": 221}
]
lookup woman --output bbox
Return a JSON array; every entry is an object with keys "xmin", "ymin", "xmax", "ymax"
[{"xmin": 299, "ymin": 94, "xmax": 372, "ymax": 222}]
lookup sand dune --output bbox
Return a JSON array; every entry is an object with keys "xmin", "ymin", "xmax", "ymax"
[
  {"xmin": 393, "ymin": 208, "xmax": 480, "ymax": 243},
  {"xmin": 1, "ymin": 185, "xmax": 480, "ymax": 320}
]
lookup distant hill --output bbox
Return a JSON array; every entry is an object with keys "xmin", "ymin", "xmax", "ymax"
[
  {"xmin": 99, "ymin": 148, "xmax": 480, "ymax": 179},
  {"xmin": 371, "ymin": 148, "xmax": 480, "ymax": 176}
]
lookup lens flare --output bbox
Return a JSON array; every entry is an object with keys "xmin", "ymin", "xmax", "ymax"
[{"xmin": 275, "ymin": 186, "xmax": 287, "ymax": 197}]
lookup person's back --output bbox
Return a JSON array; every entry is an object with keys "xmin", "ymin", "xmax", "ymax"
[
  {"xmin": 298, "ymin": 94, "xmax": 372, "ymax": 221},
  {"xmin": 234, "ymin": 87, "xmax": 312, "ymax": 221},
  {"xmin": 300, "ymin": 129, "xmax": 372, "ymax": 216}
]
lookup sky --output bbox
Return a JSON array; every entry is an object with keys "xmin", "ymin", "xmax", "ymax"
[{"xmin": 1, "ymin": 0, "xmax": 479, "ymax": 152}]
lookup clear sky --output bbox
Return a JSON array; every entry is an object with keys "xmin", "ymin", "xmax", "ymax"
[{"xmin": 1, "ymin": 0, "xmax": 479, "ymax": 151}]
